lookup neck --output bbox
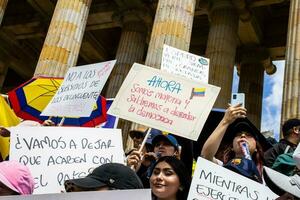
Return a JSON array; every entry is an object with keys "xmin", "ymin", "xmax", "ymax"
[
  {"xmin": 287, "ymin": 136, "xmax": 298, "ymax": 145},
  {"xmin": 157, "ymin": 198, "xmax": 176, "ymax": 200},
  {"xmin": 157, "ymin": 195, "xmax": 177, "ymax": 200}
]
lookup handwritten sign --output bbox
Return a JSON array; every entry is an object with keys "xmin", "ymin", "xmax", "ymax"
[
  {"xmin": 161, "ymin": 44, "xmax": 209, "ymax": 83},
  {"xmin": 188, "ymin": 157, "xmax": 278, "ymax": 200},
  {"xmin": 41, "ymin": 60, "xmax": 116, "ymax": 117},
  {"xmin": 9, "ymin": 127, "xmax": 124, "ymax": 194},
  {"xmin": 108, "ymin": 63, "xmax": 220, "ymax": 141},
  {"xmin": 0, "ymin": 189, "xmax": 151, "ymax": 200}
]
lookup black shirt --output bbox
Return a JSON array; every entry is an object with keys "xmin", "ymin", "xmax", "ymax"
[{"xmin": 264, "ymin": 139, "xmax": 297, "ymax": 167}]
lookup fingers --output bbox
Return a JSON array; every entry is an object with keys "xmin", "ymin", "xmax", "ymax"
[
  {"xmin": 223, "ymin": 104, "xmax": 247, "ymax": 124},
  {"xmin": 126, "ymin": 150, "xmax": 142, "ymax": 167}
]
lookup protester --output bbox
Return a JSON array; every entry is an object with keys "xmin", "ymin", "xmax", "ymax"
[
  {"xmin": 150, "ymin": 156, "xmax": 190, "ymax": 200},
  {"xmin": 0, "ymin": 160, "xmax": 34, "ymax": 196},
  {"xmin": 129, "ymin": 127, "xmax": 146, "ymax": 149},
  {"xmin": 264, "ymin": 118, "xmax": 300, "ymax": 168},
  {"xmin": 125, "ymin": 127, "xmax": 147, "ymax": 156},
  {"xmin": 201, "ymin": 104, "xmax": 265, "ymax": 183},
  {"xmin": 64, "ymin": 163, "xmax": 143, "ymax": 192},
  {"xmin": 127, "ymin": 129, "xmax": 180, "ymax": 187}
]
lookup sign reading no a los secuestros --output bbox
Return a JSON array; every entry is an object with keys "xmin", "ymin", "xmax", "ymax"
[{"xmin": 108, "ymin": 63, "xmax": 220, "ymax": 141}]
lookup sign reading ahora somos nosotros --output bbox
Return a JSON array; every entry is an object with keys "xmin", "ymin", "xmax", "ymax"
[
  {"xmin": 108, "ymin": 63, "xmax": 220, "ymax": 141},
  {"xmin": 188, "ymin": 157, "xmax": 278, "ymax": 200}
]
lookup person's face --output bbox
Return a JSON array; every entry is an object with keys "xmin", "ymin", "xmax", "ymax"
[
  {"xmin": 150, "ymin": 161, "xmax": 180, "ymax": 199},
  {"xmin": 154, "ymin": 140, "xmax": 176, "ymax": 157},
  {"xmin": 0, "ymin": 181, "xmax": 18, "ymax": 196},
  {"xmin": 232, "ymin": 131, "xmax": 257, "ymax": 156},
  {"xmin": 132, "ymin": 134, "xmax": 144, "ymax": 148}
]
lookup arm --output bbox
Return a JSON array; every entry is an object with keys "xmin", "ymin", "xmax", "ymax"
[{"xmin": 201, "ymin": 104, "xmax": 246, "ymax": 164}]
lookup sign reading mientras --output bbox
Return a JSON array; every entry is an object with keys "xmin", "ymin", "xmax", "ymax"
[{"xmin": 108, "ymin": 63, "xmax": 220, "ymax": 141}]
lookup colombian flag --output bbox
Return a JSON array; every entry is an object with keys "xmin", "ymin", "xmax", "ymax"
[
  {"xmin": 190, "ymin": 87, "xmax": 206, "ymax": 99},
  {"xmin": 0, "ymin": 95, "xmax": 20, "ymax": 160}
]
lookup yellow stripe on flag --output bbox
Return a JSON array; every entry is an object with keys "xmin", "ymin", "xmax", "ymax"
[
  {"xmin": 0, "ymin": 95, "xmax": 20, "ymax": 159},
  {"xmin": 193, "ymin": 88, "xmax": 205, "ymax": 93}
]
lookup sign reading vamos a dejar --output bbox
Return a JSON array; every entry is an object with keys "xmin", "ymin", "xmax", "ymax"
[{"xmin": 10, "ymin": 127, "xmax": 124, "ymax": 194}]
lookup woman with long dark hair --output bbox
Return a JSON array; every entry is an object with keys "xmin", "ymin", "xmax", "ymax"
[
  {"xmin": 201, "ymin": 104, "xmax": 265, "ymax": 183},
  {"xmin": 149, "ymin": 156, "xmax": 191, "ymax": 200}
]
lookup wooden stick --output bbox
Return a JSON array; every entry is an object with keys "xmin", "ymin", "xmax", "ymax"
[
  {"xmin": 58, "ymin": 117, "xmax": 65, "ymax": 127},
  {"xmin": 130, "ymin": 128, "xmax": 151, "ymax": 170}
]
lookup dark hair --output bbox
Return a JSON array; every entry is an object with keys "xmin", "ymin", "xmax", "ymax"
[
  {"xmin": 150, "ymin": 156, "xmax": 191, "ymax": 200},
  {"xmin": 282, "ymin": 118, "xmax": 300, "ymax": 138},
  {"xmin": 223, "ymin": 139, "xmax": 265, "ymax": 178}
]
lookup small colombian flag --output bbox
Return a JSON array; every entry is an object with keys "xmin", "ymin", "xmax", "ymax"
[{"xmin": 190, "ymin": 87, "xmax": 206, "ymax": 99}]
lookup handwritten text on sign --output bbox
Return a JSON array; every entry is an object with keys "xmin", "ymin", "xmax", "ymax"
[
  {"xmin": 188, "ymin": 157, "xmax": 278, "ymax": 200},
  {"xmin": 108, "ymin": 63, "xmax": 220, "ymax": 141},
  {"xmin": 161, "ymin": 44, "xmax": 210, "ymax": 83},
  {"xmin": 41, "ymin": 60, "xmax": 116, "ymax": 117},
  {"xmin": 9, "ymin": 127, "xmax": 124, "ymax": 194}
]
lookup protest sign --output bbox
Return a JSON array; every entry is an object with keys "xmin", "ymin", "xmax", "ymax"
[
  {"xmin": 41, "ymin": 60, "xmax": 116, "ymax": 117},
  {"xmin": 108, "ymin": 63, "xmax": 220, "ymax": 141},
  {"xmin": 188, "ymin": 157, "xmax": 278, "ymax": 200},
  {"xmin": 0, "ymin": 189, "xmax": 151, "ymax": 200},
  {"xmin": 161, "ymin": 44, "xmax": 209, "ymax": 83},
  {"xmin": 9, "ymin": 127, "xmax": 124, "ymax": 194}
]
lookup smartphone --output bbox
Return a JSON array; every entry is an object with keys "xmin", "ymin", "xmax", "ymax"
[{"xmin": 231, "ymin": 93, "xmax": 245, "ymax": 108}]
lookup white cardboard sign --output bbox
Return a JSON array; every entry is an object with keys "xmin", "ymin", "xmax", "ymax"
[
  {"xmin": 9, "ymin": 127, "xmax": 124, "ymax": 194},
  {"xmin": 0, "ymin": 189, "xmax": 151, "ymax": 200},
  {"xmin": 161, "ymin": 44, "xmax": 210, "ymax": 83},
  {"xmin": 188, "ymin": 157, "xmax": 279, "ymax": 200},
  {"xmin": 41, "ymin": 60, "xmax": 116, "ymax": 117},
  {"xmin": 108, "ymin": 63, "xmax": 220, "ymax": 141}
]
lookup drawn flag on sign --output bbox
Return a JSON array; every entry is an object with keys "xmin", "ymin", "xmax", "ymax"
[{"xmin": 190, "ymin": 87, "xmax": 206, "ymax": 99}]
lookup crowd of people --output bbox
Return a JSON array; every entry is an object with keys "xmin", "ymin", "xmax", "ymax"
[{"xmin": 0, "ymin": 104, "xmax": 300, "ymax": 199}]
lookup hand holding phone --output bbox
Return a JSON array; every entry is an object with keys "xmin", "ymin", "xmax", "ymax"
[{"xmin": 231, "ymin": 93, "xmax": 245, "ymax": 108}]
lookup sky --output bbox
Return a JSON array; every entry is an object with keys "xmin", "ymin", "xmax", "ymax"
[{"xmin": 232, "ymin": 61, "xmax": 285, "ymax": 140}]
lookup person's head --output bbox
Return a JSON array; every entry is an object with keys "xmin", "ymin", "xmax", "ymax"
[
  {"xmin": 152, "ymin": 133, "xmax": 179, "ymax": 157},
  {"xmin": 282, "ymin": 118, "xmax": 300, "ymax": 144},
  {"xmin": 150, "ymin": 156, "xmax": 190, "ymax": 200},
  {"xmin": 64, "ymin": 163, "xmax": 143, "ymax": 192},
  {"xmin": 224, "ymin": 122, "xmax": 264, "ymax": 174},
  {"xmin": 0, "ymin": 161, "xmax": 34, "ymax": 196},
  {"xmin": 129, "ymin": 128, "xmax": 146, "ymax": 149}
]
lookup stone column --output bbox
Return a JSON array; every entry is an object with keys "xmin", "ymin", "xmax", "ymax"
[
  {"xmin": 238, "ymin": 47, "xmax": 275, "ymax": 129},
  {"xmin": 0, "ymin": 0, "xmax": 8, "ymax": 25},
  {"xmin": 105, "ymin": 9, "xmax": 150, "ymax": 146},
  {"xmin": 281, "ymin": 0, "xmax": 300, "ymax": 126},
  {"xmin": 34, "ymin": 0, "xmax": 92, "ymax": 78},
  {"xmin": 105, "ymin": 10, "xmax": 149, "ymax": 98},
  {"xmin": 145, "ymin": 0, "xmax": 196, "ymax": 68},
  {"xmin": 205, "ymin": 0, "xmax": 239, "ymax": 108},
  {"xmin": 238, "ymin": 61, "xmax": 264, "ymax": 129}
]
